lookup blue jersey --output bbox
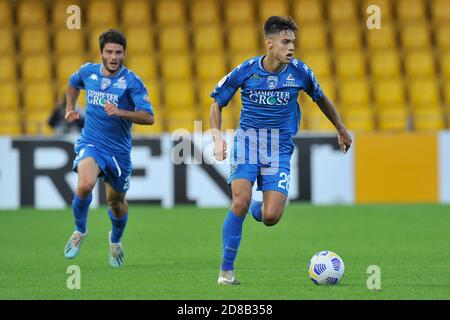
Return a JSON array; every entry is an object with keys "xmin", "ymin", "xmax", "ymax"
[
  {"xmin": 69, "ymin": 63, "xmax": 154, "ymax": 158},
  {"xmin": 211, "ymin": 56, "xmax": 323, "ymax": 141}
]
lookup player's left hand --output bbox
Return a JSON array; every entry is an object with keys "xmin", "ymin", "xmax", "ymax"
[
  {"xmin": 104, "ymin": 100, "xmax": 122, "ymax": 117},
  {"xmin": 338, "ymin": 129, "xmax": 352, "ymax": 154}
]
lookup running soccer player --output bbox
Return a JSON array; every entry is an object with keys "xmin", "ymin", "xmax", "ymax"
[
  {"xmin": 210, "ymin": 16, "xmax": 352, "ymax": 284},
  {"xmin": 63, "ymin": 29, "xmax": 155, "ymax": 267}
]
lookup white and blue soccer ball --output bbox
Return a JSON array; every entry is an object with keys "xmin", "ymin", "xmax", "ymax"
[{"xmin": 308, "ymin": 251, "xmax": 345, "ymax": 285}]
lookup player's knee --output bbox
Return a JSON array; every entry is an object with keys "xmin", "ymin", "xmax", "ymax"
[
  {"xmin": 108, "ymin": 199, "xmax": 128, "ymax": 216},
  {"xmin": 262, "ymin": 208, "xmax": 284, "ymax": 226},
  {"xmin": 231, "ymin": 198, "xmax": 251, "ymax": 215},
  {"xmin": 77, "ymin": 178, "xmax": 96, "ymax": 195}
]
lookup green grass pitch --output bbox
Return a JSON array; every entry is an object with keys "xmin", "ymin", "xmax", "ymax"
[{"xmin": 0, "ymin": 204, "xmax": 449, "ymax": 300}]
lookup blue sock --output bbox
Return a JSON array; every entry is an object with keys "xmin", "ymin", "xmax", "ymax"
[
  {"xmin": 72, "ymin": 194, "xmax": 92, "ymax": 234},
  {"xmin": 249, "ymin": 200, "xmax": 263, "ymax": 222},
  {"xmin": 108, "ymin": 209, "xmax": 128, "ymax": 243},
  {"xmin": 222, "ymin": 210, "xmax": 245, "ymax": 271}
]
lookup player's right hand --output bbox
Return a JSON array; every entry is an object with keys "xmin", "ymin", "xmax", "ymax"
[
  {"xmin": 65, "ymin": 110, "xmax": 80, "ymax": 123},
  {"xmin": 214, "ymin": 139, "xmax": 227, "ymax": 161}
]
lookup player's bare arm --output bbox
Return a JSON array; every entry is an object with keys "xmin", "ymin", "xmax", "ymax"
[
  {"xmin": 315, "ymin": 95, "xmax": 352, "ymax": 153},
  {"xmin": 210, "ymin": 100, "xmax": 227, "ymax": 161},
  {"xmin": 65, "ymin": 85, "xmax": 81, "ymax": 123},
  {"xmin": 103, "ymin": 101, "xmax": 154, "ymax": 125}
]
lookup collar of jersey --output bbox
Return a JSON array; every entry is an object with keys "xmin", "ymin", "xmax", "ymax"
[
  {"xmin": 99, "ymin": 64, "xmax": 126, "ymax": 78},
  {"xmin": 258, "ymin": 55, "xmax": 288, "ymax": 75}
]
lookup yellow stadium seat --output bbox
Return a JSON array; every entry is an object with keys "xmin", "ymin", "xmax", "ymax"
[
  {"xmin": 17, "ymin": 0, "xmax": 48, "ymax": 27},
  {"xmin": 156, "ymin": 0, "xmax": 185, "ymax": 26},
  {"xmin": 167, "ymin": 110, "xmax": 199, "ymax": 132},
  {"xmin": 201, "ymin": 108, "xmax": 237, "ymax": 130},
  {"xmin": 161, "ymin": 53, "xmax": 192, "ymax": 81},
  {"xmin": 412, "ymin": 107, "xmax": 445, "ymax": 130},
  {"xmin": 0, "ymin": 0, "xmax": 12, "ymax": 27},
  {"xmin": 298, "ymin": 24, "xmax": 327, "ymax": 50},
  {"xmin": 328, "ymin": 0, "xmax": 358, "ymax": 24},
  {"xmin": 373, "ymin": 78, "xmax": 406, "ymax": 109},
  {"xmin": 20, "ymin": 28, "xmax": 50, "ymax": 54},
  {"xmin": 24, "ymin": 83, "xmax": 55, "ymax": 112},
  {"xmin": 301, "ymin": 96, "xmax": 336, "ymax": 131},
  {"xmin": 0, "ymin": 56, "xmax": 16, "ymax": 81},
  {"xmin": 164, "ymin": 81, "xmax": 196, "ymax": 112},
  {"xmin": 400, "ymin": 23, "xmax": 431, "ymax": 49},
  {"xmin": 87, "ymin": 0, "xmax": 118, "ymax": 28},
  {"xmin": 335, "ymin": 51, "xmax": 366, "ymax": 79},
  {"xmin": 436, "ymin": 24, "xmax": 450, "ymax": 49},
  {"xmin": 361, "ymin": 0, "xmax": 393, "ymax": 21},
  {"xmin": 56, "ymin": 55, "xmax": 86, "ymax": 85},
  {"xmin": 440, "ymin": 51, "xmax": 450, "ymax": 78},
  {"xmin": 259, "ymin": 0, "xmax": 289, "ymax": 21},
  {"xmin": 196, "ymin": 53, "xmax": 227, "ymax": 80},
  {"xmin": 22, "ymin": 55, "xmax": 52, "ymax": 83},
  {"xmin": 122, "ymin": 0, "xmax": 151, "ymax": 27},
  {"xmin": 25, "ymin": 112, "xmax": 54, "ymax": 136},
  {"xmin": 122, "ymin": 27, "xmax": 154, "ymax": 54},
  {"xmin": 228, "ymin": 25, "xmax": 259, "ymax": 52},
  {"xmin": 431, "ymin": 0, "xmax": 450, "ymax": 23},
  {"xmin": 378, "ymin": 108, "xmax": 409, "ymax": 131},
  {"xmin": 444, "ymin": 80, "xmax": 450, "ymax": 107},
  {"xmin": 126, "ymin": 55, "xmax": 158, "ymax": 80},
  {"xmin": 141, "ymin": 78, "xmax": 161, "ymax": 110},
  {"xmin": 199, "ymin": 79, "xmax": 220, "ymax": 110},
  {"xmin": 133, "ymin": 121, "xmax": 164, "ymax": 135},
  {"xmin": 365, "ymin": 22, "xmax": 396, "ymax": 49},
  {"xmin": 225, "ymin": 0, "xmax": 255, "ymax": 25},
  {"xmin": 339, "ymin": 78, "xmax": 370, "ymax": 108},
  {"xmin": 404, "ymin": 50, "xmax": 436, "ymax": 78},
  {"xmin": 191, "ymin": 0, "xmax": 220, "ymax": 26},
  {"xmin": 292, "ymin": 0, "xmax": 324, "ymax": 23},
  {"xmin": 159, "ymin": 25, "xmax": 189, "ymax": 53},
  {"xmin": 0, "ymin": 113, "xmax": 22, "ymax": 136},
  {"xmin": 52, "ymin": 0, "xmax": 82, "ymax": 28},
  {"xmin": 0, "ymin": 28, "xmax": 14, "ymax": 54},
  {"xmin": 316, "ymin": 77, "xmax": 336, "ymax": 101},
  {"xmin": 331, "ymin": 23, "xmax": 362, "ymax": 50},
  {"xmin": 397, "ymin": 0, "xmax": 426, "ymax": 23},
  {"xmin": 409, "ymin": 78, "xmax": 440, "ymax": 109},
  {"xmin": 54, "ymin": 29, "xmax": 85, "ymax": 56},
  {"xmin": 192, "ymin": 24, "xmax": 224, "ymax": 52},
  {"xmin": 0, "ymin": 81, "xmax": 19, "ymax": 112},
  {"xmin": 342, "ymin": 108, "xmax": 375, "ymax": 131},
  {"xmin": 369, "ymin": 49, "xmax": 401, "ymax": 78},
  {"xmin": 229, "ymin": 50, "xmax": 261, "ymax": 69},
  {"xmin": 299, "ymin": 50, "xmax": 331, "ymax": 78}
]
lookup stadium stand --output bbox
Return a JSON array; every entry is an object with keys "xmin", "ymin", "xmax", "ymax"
[{"xmin": 0, "ymin": 0, "xmax": 448, "ymax": 135}]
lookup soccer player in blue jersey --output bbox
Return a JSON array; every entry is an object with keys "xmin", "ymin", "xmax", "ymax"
[
  {"xmin": 63, "ymin": 29, "xmax": 154, "ymax": 267},
  {"xmin": 210, "ymin": 16, "xmax": 352, "ymax": 284}
]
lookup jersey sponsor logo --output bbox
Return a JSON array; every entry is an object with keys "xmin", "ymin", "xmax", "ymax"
[
  {"xmin": 86, "ymin": 89, "xmax": 119, "ymax": 107},
  {"xmin": 283, "ymin": 74, "xmax": 297, "ymax": 87},
  {"xmin": 248, "ymin": 89, "xmax": 290, "ymax": 106},
  {"xmin": 251, "ymin": 73, "xmax": 261, "ymax": 80},
  {"xmin": 113, "ymin": 76, "xmax": 127, "ymax": 89},
  {"xmin": 89, "ymin": 74, "xmax": 98, "ymax": 81},
  {"xmin": 267, "ymin": 76, "xmax": 278, "ymax": 90},
  {"xmin": 101, "ymin": 77, "xmax": 112, "ymax": 90}
]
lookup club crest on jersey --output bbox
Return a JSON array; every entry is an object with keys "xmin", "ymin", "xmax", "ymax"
[
  {"xmin": 267, "ymin": 76, "xmax": 278, "ymax": 90},
  {"xmin": 101, "ymin": 78, "xmax": 112, "ymax": 90}
]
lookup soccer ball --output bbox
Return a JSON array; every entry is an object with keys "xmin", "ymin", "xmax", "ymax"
[{"xmin": 308, "ymin": 251, "xmax": 345, "ymax": 285}]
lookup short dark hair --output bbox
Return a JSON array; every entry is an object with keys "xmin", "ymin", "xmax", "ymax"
[
  {"xmin": 99, "ymin": 29, "xmax": 127, "ymax": 52},
  {"xmin": 263, "ymin": 16, "xmax": 297, "ymax": 36}
]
